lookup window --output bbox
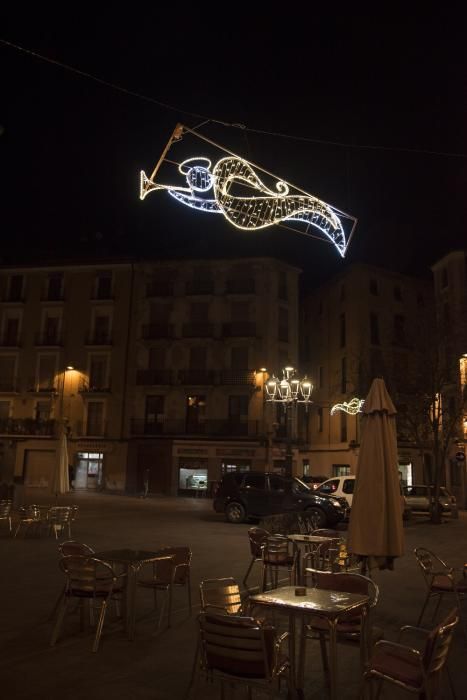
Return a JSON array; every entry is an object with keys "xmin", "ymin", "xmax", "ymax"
[
  {"xmin": 441, "ymin": 268, "xmax": 448, "ymax": 288},
  {"xmin": 243, "ymin": 473, "xmax": 265, "ymax": 490},
  {"xmin": 369, "ymin": 279, "xmax": 378, "ymax": 295},
  {"xmin": 333, "ymin": 464, "xmax": 350, "ymax": 476},
  {"xmin": 0, "ymin": 355, "xmax": 16, "ymax": 391},
  {"xmin": 318, "ymin": 366, "xmax": 324, "ymax": 389},
  {"xmin": 231, "ymin": 347, "xmax": 249, "ymax": 369},
  {"xmin": 145, "ymin": 395, "xmax": 164, "ymax": 432},
  {"xmin": 319, "ymin": 479, "xmax": 339, "ymax": 494},
  {"xmin": 93, "ymin": 314, "xmax": 110, "ymax": 343},
  {"xmin": 47, "ymin": 273, "xmax": 63, "ymax": 301},
  {"xmin": 269, "ymin": 475, "xmax": 288, "ymax": 492},
  {"xmin": 228, "ymin": 395, "xmax": 249, "ymax": 419},
  {"xmin": 394, "ymin": 285, "xmax": 402, "ymax": 301},
  {"xmin": 4, "ymin": 317, "xmax": 19, "ymax": 345},
  {"xmin": 343, "ymin": 479, "xmax": 355, "ymax": 494},
  {"xmin": 35, "ymin": 400, "xmax": 51, "ymax": 421},
  {"xmin": 340, "ymin": 313, "xmax": 346, "ymax": 347},
  {"xmin": 186, "ymin": 395, "xmax": 206, "ymax": 433},
  {"xmin": 37, "ymin": 355, "xmax": 57, "ymax": 391},
  {"xmin": 95, "ymin": 271, "xmax": 112, "ymax": 299},
  {"xmin": 43, "ymin": 314, "xmax": 60, "ymax": 343},
  {"xmin": 278, "ymin": 308, "xmax": 288, "ymax": 342},
  {"xmin": 340, "ymin": 411, "xmax": 347, "ymax": 442},
  {"xmin": 8, "ymin": 275, "xmax": 23, "ymax": 302},
  {"xmin": 370, "ymin": 313, "xmax": 380, "ymax": 345},
  {"xmin": 317, "ymin": 407, "xmax": 323, "ymax": 432},
  {"xmin": 0, "ymin": 401, "xmax": 10, "ymax": 419},
  {"xmin": 86, "ymin": 401, "xmax": 104, "ymax": 435},
  {"xmin": 341, "ymin": 357, "xmax": 347, "ymax": 393},
  {"xmin": 393, "ymin": 315, "xmax": 406, "ymax": 345},
  {"xmin": 89, "ymin": 355, "xmax": 108, "ymax": 390}
]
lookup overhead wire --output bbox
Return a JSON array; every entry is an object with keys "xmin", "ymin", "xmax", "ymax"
[{"xmin": 2, "ymin": 38, "xmax": 466, "ymax": 160}]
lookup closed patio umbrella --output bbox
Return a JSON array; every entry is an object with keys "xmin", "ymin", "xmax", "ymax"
[
  {"xmin": 347, "ymin": 378, "xmax": 404, "ymax": 571},
  {"xmin": 53, "ymin": 423, "xmax": 70, "ymax": 497}
]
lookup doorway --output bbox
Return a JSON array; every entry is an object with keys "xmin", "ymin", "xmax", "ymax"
[{"xmin": 75, "ymin": 452, "xmax": 104, "ymax": 490}]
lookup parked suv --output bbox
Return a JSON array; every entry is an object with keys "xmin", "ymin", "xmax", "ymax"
[
  {"xmin": 402, "ymin": 485, "xmax": 456, "ymax": 514},
  {"xmin": 213, "ymin": 471, "xmax": 346, "ymax": 526},
  {"xmin": 317, "ymin": 475, "xmax": 411, "ymax": 520}
]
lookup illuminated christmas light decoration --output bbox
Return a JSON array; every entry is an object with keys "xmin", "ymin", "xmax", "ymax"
[
  {"xmin": 330, "ymin": 397, "xmax": 365, "ymax": 416},
  {"xmin": 140, "ymin": 124, "xmax": 357, "ymax": 258}
]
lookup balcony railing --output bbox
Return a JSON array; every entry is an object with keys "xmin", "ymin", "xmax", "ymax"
[
  {"xmin": 136, "ymin": 369, "xmax": 173, "ymax": 385},
  {"xmin": 85, "ymin": 332, "xmax": 112, "ymax": 345},
  {"xmin": 146, "ymin": 281, "xmax": 175, "ymax": 297},
  {"xmin": 222, "ymin": 322, "xmax": 256, "ymax": 338},
  {"xmin": 130, "ymin": 418, "xmax": 259, "ymax": 437},
  {"xmin": 178, "ymin": 370, "xmax": 216, "ymax": 385},
  {"xmin": 142, "ymin": 323, "xmax": 174, "ymax": 340},
  {"xmin": 225, "ymin": 279, "xmax": 255, "ymax": 294},
  {"xmin": 0, "ymin": 418, "xmax": 55, "ymax": 436},
  {"xmin": 0, "ymin": 336, "xmax": 21, "ymax": 347},
  {"xmin": 0, "ymin": 378, "xmax": 18, "ymax": 392},
  {"xmin": 78, "ymin": 379, "xmax": 111, "ymax": 393},
  {"xmin": 75, "ymin": 421, "xmax": 108, "ymax": 437},
  {"xmin": 35, "ymin": 332, "xmax": 63, "ymax": 346},
  {"xmin": 27, "ymin": 377, "xmax": 58, "ymax": 393},
  {"xmin": 219, "ymin": 370, "xmax": 256, "ymax": 385},
  {"xmin": 185, "ymin": 280, "xmax": 214, "ymax": 295},
  {"xmin": 182, "ymin": 323, "xmax": 214, "ymax": 337}
]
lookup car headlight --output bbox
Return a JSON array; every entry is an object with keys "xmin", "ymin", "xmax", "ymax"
[{"xmin": 329, "ymin": 498, "xmax": 344, "ymax": 509}]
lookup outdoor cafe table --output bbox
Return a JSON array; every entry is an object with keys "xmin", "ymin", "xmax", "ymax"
[
  {"xmin": 249, "ymin": 585, "xmax": 369, "ymax": 700},
  {"xmin": 94, "ymin": 548, "xmax": 166, "ymax": 640},
  {"xmin": 287, "ymin": 534, "xmax": 337, "ymax": 584}
]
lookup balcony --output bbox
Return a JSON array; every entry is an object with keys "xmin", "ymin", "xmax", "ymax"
[
  {"xmin": 78, "ymin": 379, "xmax": 111, "ymax": 394},
  {"xmin": 85, "ymin": 332, "xmax": 112, "ymax": 346},
  {"xmin": 136, "ymin": 369, "xmax": 173, "ymax": 385},
  {"xmin": 219, "ymin": 370, "xmax": 256, "ymax": 385},
  {"xmin": 35, "ymin": 332, "xmax": 63, "ymax": 346},
  {"xmin": 182, "ymin": 323, "xmax": 214, "ymax": 338},
  {"xmin": 0, "ymin": 418, "xmax": 55, "ymax": 436},
  {"xmin": 0, "ymin": 335, "xmax": 21, "ymax": 347},
  {"xmin": 178, "ymin": 370, "xmax": 216, "ymax": 385},
  {"xmin": 225, "ymin": 279, "xmax": 256, "ymax": 294},
  {"xmin": 146, "ymin": 281, "xmax": 175, "ymax": 297},
  {"xmin": 130, "ymin": 418, "xmax": 259, "ymax": 438},
  {"xmin": 27, "ymin": 377, "xmax": 58, "ymax": 394},
  {"xmin": 185, "ymin": 280, "xmax": 214, "ymax": 295},
  {"xmin": 222, "ymin": 322, "xmax": 256, "ymax": 338},
  {"xmin": 142, "ymin": 323, "xmax": 174, "ymax": 340},
  {"xmin": 0, "ymin": 378, "xmax": 18, "ymax": 392}
]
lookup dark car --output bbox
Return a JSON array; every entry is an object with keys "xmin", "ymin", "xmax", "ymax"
[{"xmin": 213, "ymin": 471, "xmax": 346, "ymax": 527}]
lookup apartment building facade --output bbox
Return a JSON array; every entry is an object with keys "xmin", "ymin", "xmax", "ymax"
[
  {"xmin": 300, "ymin": 263, "xmax": 433, "ymax": 484},
  {"xmin": 0, "ymin": 257, "xmax": 301, "ymax": 497}
]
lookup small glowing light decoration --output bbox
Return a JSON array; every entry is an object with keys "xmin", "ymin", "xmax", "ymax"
[
  {"xmin": 330, "ymin": 397, "xmax": 365, "ymax": 416},
  {"xmin": 140, "ymin": 124, "xmax": 357, "ymax": 258},
  {"xmin": 265, "ymin": 366, "xmax": 313, "ymax": 408}
]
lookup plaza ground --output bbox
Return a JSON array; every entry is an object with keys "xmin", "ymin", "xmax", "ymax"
[{"xmin": 1, "ymin": 491, "xmax": 466, "ymax": 699}]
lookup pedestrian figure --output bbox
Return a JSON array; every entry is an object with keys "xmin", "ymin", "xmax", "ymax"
[{"xmin": 143, "ymin": 468, "xmax": 150, "ymax": 498}]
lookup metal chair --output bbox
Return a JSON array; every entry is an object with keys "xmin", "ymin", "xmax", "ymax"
[
  {"xmin": 192, "ymin": 612, "xmax": 290, "ymax": 699},
  {"xmin": 302, "ymin": 538, "xmax": 343, "ymax": 574},
  {"xmin": 301, "ymin": 570, "xmax": 381, "ymax": 685},
  {"xmin": 58, "ymin": 540, "xmax": 94, "ymax": 556},
  {"xmin": 261, "ymin": 535, "xmax": 297, "ymax": 591},
  {"xmin": 362, "ymin": 607, "xmax": 459, "ymax": 699},
  {"xmin": 243, "ymin": 527, "xmax": 270, "ymax": 588},
  {"xmin": 137, "ymin": 546, "xmax": 192, "ymax": 628},
  {"xmin": 200, "ymin": 577, "xmax": 244, "ymax": 616},
  {"xmin": 14, "ymin": 505, "xmax": 43, "ymax": 537},
  {"xmin": 414, "ymin": 547, "xmax": 467, "ymax": 637},
  {"xmin": 50, "ymin": 555, "xmax": 124, "ymax": 652},
  {"xmin": 0, "ymin": 500, "xmax": 12, "ymax": 534},
  {"xmin": 48, "ymin": 506, "xmax": 73, "ymax": 539}
]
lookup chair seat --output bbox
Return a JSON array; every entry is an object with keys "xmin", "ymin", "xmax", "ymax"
[
  {"xmin": 68, "ymin": 586, "xmax": 123, "ymax": 598},
  {"xmin": 369, "ymin": 646, "xmax": 422, "ymax": 688},
  {"xmin": 263, "ymin": 555, "xmax": 295, "ymax": 566},
  {"xmin": 432, "ymin": 574, "xmax": 467, "ymax": 592}
]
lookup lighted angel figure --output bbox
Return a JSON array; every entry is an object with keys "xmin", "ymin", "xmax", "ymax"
[{"xmin": 330, "ymin": 397, "xmax": 365, "ymax": 416}]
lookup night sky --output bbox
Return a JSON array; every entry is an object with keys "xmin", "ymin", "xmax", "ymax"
[{"xmin": 2, "ymin": 9, "xmax": 466, "ymax": 288}]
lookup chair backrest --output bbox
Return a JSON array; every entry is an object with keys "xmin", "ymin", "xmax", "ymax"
[
  {"xmin": 198, "ymin": 613, "xmax": 275, "ymax": 680},
  {"xmin": 423, "ymin": 608, "xmax": 459, "ymax": 676},
  {"xmin": 156, "ymin": 546, "xmax": 191, "ymax": 584},
  {"xmin": 314, "ymin": 570, "xmax": 379, "ymax": 608},
  {"xmin": 297, "ymin": 514, "xmax": 312, "ymax": 535},
  {"xmin": 312, "ymin": 529, "xmax": 342, "ymax": 538},
  {"xmin": 200, "ymin": 578, "xmax": 242, "ymax": 615},
  {"xmin": 248, "ymin": 527, "xmax": 270, "ymax": 558},
  {"xmin": 70, "ymin": 505, "xmax": 79, "ymax": 521},
  {"xmin": 414, "ymin": 547, "xmax": 450, "ymax": 587},
  {"xmin": 19, "ymin": 505, "xmax": 42, "ymax": 520},
  {"xmin": 49, "ymin": 506, "xmax": 72, "ymax": 524},
  {"xmin": 0, "ymin": 501, "xmax": 12, "ymax": 517},
  {"xmin": 59, "ymin": 540, "xmax": 94, "ymax": 556},
  {"xmin": 263, "ymin": 535, "xmax": 292, "ymax": 565},
  {"xmin": 59, "ymin": 555, "xmax": 115, "ymax": 595}
]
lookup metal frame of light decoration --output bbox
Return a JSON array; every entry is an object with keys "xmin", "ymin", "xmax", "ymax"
[
  {"xmin": 265, "ymin": 367, "xmax": 313, "ymax": 411},
  {"xmin": 140, "ymin": 123, "xmax": 357, "ymax": 258},
  {"xmin": 330, "ymin": 397, "xmax": 365, "ymax": 415}
]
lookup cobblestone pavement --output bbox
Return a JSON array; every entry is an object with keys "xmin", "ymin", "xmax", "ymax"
[{"xmin": 1, "ymin": 491, "xmax": 466, "ymax": 699}]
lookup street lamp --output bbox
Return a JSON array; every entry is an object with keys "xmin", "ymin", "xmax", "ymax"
[{"xmin": 264, "ymin": 366, "xmax": 313, "ymax": 476}]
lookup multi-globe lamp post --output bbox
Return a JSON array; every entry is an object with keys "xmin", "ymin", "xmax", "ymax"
[{"xmin": 264, "ymin": 366, "xmax": 313, "ymax": 476}]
